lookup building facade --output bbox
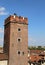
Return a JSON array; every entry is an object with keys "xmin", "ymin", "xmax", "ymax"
[{"xmin": 3, "ymin": 14, "xmax": 28, "ymax": 65}]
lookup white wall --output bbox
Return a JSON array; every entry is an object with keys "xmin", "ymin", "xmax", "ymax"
[{"xmin": 0, "ymin": 60, "xmax": 7, "ymax": 65}]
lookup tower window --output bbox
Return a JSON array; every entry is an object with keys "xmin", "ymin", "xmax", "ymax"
[
  {"xmin": 18, "ymin": 28, "xmax": 21, "ymax": 31},
  {"xmin": 18, "ymin": 51, "xmax": 20, "ymax": 55},
  {"xmin": 22, "ymin": 52, "xmax": 24, "ymax": 55},
  {"xmin": 18, "ymin": 38, "xmax": 21, "ymax": 42}
]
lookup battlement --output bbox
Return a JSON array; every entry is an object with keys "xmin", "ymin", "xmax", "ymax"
[{"xmin": 5, "ymin": 14, "xmax": 28, "ymax": 25}]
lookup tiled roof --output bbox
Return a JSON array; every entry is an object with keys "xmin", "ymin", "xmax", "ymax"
[
  {"xmin": 0, "ymin": 53, "xmax": 8, "ymax": 60},
  {"xmin": 29, "ymin": 55, "xmax": 41, "ymax": 62},
  {"xmin": 30, "ymin": 50, "xmax": 45, "ymax": 55},
  {"xmin": 28, "ymin": 50, "xmax": 45, "ymax": 62}
]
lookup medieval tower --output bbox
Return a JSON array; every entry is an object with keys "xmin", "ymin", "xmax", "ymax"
[{"xmin": 3, "ymin": 14, "xmax": 28, "ymax": 65}]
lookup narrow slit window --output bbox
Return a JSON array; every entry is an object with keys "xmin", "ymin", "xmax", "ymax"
[{"xmin": 22, "ymin": 52, "xmax": 24, "ymax": 55}]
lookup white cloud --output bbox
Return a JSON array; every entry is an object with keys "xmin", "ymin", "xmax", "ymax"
[
  {"xmin": 0, "ymin": 28, "xmax": 4, "ymax": 33},
  {"xmin": 28, "ymin": 36, "xmax": 36, "ymax": 43},
  {"xmin": 29, "ymin": 37, "xmax": 36, "ymax": 42},
  {"xmin": 0, "ymin": 38, "xmax": 3, "ymax": 46},
  {"xmin": 0, "ymin": 11, "xmax": 8, "ymax": 15},
  {"xmin": 0, "ymin": 7, "xmax": 9, "ymax": 15},
  {"xmin": 0, "ymin": 28, "xmax": 4, "ymax": 46},
  {"xmin": 0, "ymin": 7, "xmax": 5, "ymax": 11},
  {"xmin": 28, "ymin": 35, "xmax": 37, "ymax": 46},
  {"xmin": 0, "ymin": 38, "xmax": 3, "ymax": 42},
  {"xmin": 28, "ymin": 36, "xmax": 45, "ymax": 46}
]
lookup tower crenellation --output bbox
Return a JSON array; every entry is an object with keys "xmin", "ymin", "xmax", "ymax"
[{"xmin": 5, "ymin": 15, "xmax": 28, "ymax": 25}]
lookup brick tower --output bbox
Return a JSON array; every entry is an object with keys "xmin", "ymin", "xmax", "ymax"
[{"xmin": 3, "ymin": 14, "xmax": 28, "ymax": 65}]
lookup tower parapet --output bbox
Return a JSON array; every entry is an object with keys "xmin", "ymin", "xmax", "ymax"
[{"xmin": 5, "ymin": 15, "xmax": 28, "ymax": 25}]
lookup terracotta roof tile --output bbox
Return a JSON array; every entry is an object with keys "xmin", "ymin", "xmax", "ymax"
[{"xmin": 0, "ymin": 53, "xmax": 8, "ymax": 60}]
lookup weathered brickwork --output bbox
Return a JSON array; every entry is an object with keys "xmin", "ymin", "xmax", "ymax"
[{"xmin": 3, "ymin": 14, "xmax": 28, "ymax": 65}]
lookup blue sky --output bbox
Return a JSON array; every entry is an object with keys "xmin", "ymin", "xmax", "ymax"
[{"xmin": 0, "ymin": 0, "xmax": 45, "ymax": 46}]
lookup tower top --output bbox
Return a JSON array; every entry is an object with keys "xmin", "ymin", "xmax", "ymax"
[{"xmin": 4, "ymin": 14, "xmax": 28, "ymax": 25}]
